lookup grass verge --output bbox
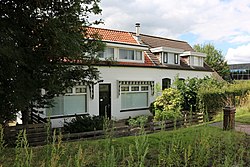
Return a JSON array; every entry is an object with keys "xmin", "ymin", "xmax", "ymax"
[{"xmin": 0, "ymin": 124, "xmax": 249, "ymax": 167}]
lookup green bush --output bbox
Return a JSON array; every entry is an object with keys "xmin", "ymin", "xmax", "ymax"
[
  {"xmin": 64, "ymin": 114, "xmax": 104, "ymax": 133},
  {"xmin": 197, "ymin": 80, "xmax": 250, "ymax": 118},
  {"xmin": 175, "ymin": 76, "xmax": 224, "ymax": 113},
  {"xmin": 127, "ymin": 115, "xmax": 148, "ymax": 127},
  {"xmin": 153, "ymin": 88, "xmax": 183, "ymax": 121}
]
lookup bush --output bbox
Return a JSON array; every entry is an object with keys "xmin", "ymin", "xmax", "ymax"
[
  {"xmin": 175, "ymin": 76, "xmax": 224, "ymax": 112},
  {"xmin": 153, "ymin": 88, "xmax": 183, "ymax": 121},
  {"xmin": 127, "ymin": 115, "xmax": 148, "ymax": 127},
  {"xmin": 197, "ymin": 80, "xmax": 250, "ymax": 120},
  {"xmin": 64, "ymin": 114, "xmax": 104, "ymax": 133}
]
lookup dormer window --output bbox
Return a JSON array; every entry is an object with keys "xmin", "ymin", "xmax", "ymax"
[
  {"xmin": 163, "ymin": 52, "xmax": 168, "ymax": 63},
  {"xmin": 174, "ymin": 54, "xmax": 179, "ymax": 64},
  {"xmin": 119, "ymin": 49, "xmax": 142, "ymax": 61},
  {"xmin": 98, "ymin": 47, "xmax": 114, "ymax": 59}
]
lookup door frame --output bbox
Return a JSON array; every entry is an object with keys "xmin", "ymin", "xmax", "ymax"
[{"xmin": 99, "ymin": 83, "xmax": 111, "ymax": 118}]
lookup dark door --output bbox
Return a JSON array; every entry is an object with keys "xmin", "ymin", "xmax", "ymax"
[{"xmin": 99, "ymin": 84, "xmax": 111, "ymax": 118}]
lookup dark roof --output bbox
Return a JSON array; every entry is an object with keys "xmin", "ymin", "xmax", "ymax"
[{"xmin": 134, "ymin": 33, "xmax": 194, "ymax": 51}]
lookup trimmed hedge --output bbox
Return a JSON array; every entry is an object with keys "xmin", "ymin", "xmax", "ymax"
[{"xmin": 198, "ymin": 80, "xmax": 250, "ymax": 115}]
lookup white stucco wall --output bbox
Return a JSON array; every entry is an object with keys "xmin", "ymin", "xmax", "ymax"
[
  {"xmin": 46, "ymin": 65, "xmax": 212, "ymax": 128},
  {"xmin": 89, "ymin": 66, "xmax": 212, "ymax": 119}
]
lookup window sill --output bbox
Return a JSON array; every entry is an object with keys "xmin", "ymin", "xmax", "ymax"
[
  {"xmin": 120, "ymin": 107, "xmax": 149, "ymax": 112},
  {"xmin": 46, "ymin": 113, "xmax": 88, "ymax": 119}
]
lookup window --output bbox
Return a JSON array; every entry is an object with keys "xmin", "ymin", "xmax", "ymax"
[
  {"xmin": 163, "ymin": 52, "xmax": 168, "ymax": 63},
  {"xmin": 162, "ymin": 78, "xmax": 171, "ymax": 90},
  {"xmin": 119, "ymin": 49, "xmax": 142, "ymax": 60},
  {"xmin": 121, "ymin": 85, "xmax": 149, "ymax": 110},
  {"xmin": 198, "ymin": 57, "xmax": 203, "ymax": 66},
  {"xmin": 98, "ymin": 47, "xmax": 114, "ymax": 59},
  {"xmin": 46, "ymin": 86, "xmax": 87, "ymax": 116},
  {"xmin": 174, "ymin": 54, "xmax": 179, "ymax": 64}
]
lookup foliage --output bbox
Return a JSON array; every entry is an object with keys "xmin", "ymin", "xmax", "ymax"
[
  {"xmin": 198, "ymin": 80, "xmax": 250, "ymax": 116},
  {"xmin": 214, "ymin": 94, "xmax": 250, "ymax": 124},
  {"xmin": 0, "ymin": 124, "xmax": 5, "ymax": 153},
  {"xmin": 153, "ymin": 88, "xmax": 183, "ymax": 121},
  {"xmin": 64, "ymin": 114, "xmax": 104, "ymax": 133},
  {"xmin": 0, "ymin": 125, "xmax": 249, "ymax": 166},
  {"xmin": 174, "ymin": 76, "xmax": 225, "ymax": 113},
  {"xmin": 127, "ymin": 115, "xmax": 148, "ymax": 127},
  {"xmin": 193, "ymin": 43, "xmax": 230, "ymax": 80},
  {"xmin": 14, "ymin": 130, "xmax": 33, "ymax": 167},
  {"xmin": 0, "ymin": 0, "xmax": 103, "ymax": 124}
]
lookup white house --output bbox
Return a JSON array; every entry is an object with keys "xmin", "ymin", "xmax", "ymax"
[{"xmin": 42, "ymin": 24, "xmax": 214, "ymax": 128}]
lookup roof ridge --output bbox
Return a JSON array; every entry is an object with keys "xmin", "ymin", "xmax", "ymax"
[{"xmin": 138, "ymin": 33, "xmax": 189, "ymax": 43}]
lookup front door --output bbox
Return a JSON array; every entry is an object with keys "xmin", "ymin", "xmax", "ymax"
[{"xmin": 99, "ymin": 84, "xmax": 111, "ymax": 118}]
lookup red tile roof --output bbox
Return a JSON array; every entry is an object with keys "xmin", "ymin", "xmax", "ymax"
[
  {"xmin": 86, "ymin": 27, "xmax": 138, "ymax": 45},
  {"xmin": 86, "ymin": 27, "xmax": 212, "ymax": 72}
]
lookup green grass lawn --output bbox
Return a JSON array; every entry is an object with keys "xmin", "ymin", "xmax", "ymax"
[{"xmin": 0, "ymin": 125, "xmax": 249, "ymax": 167}]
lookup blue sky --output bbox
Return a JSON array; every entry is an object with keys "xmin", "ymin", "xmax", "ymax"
[{"xmin": 91, "ymin": 0, "xmax": 250, "ymax": 64}]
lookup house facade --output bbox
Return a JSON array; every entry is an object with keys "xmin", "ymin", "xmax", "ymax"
[{"xmin": 43, "ymin": 24, "xmax": 214, "ymax": 128}]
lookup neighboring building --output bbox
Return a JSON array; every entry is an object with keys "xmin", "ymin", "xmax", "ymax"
[
  {"xmin": 41, "ymin": 24, "xmax": 214, "ymax": 128},
  {"xmin": 229, "ymin": 63, "xmax": 250, "ymax": 80}
]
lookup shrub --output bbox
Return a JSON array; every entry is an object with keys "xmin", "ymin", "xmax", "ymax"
[
  {"xmin": 197, "ymin": 80, "xmax": 250, "ymax": 119},
  {"xmin": 153, "ymin": 88, "xmax": 183, "ymax": 121},
  {"xmin": 175, "ymin": 76, "xmax": 224, "ymax": 112},
  {"xmin": 127, "ymin": 115, "xmax": 148, "ymax": 127},
  {"xmin": 64, "ymin": 114, "xmax": 104, "ymax": 133}
]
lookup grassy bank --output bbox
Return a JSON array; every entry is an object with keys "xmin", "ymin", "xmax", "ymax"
[{"xmin": 0, "ymin": 124, "xmax": 249, "ymax": 167}]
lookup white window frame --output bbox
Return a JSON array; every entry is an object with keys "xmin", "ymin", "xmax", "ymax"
[
  {"xmin": 98, "ymin": 47, "xmax": 114, "ymax": 59},
  {"xmin": 120, "ymin": 85, "xmax": 149, "ymax": 110},
  {"xmin": 174, "ymin": 54, "xmax": 179, "ymax": 64},
  {"xmin": 47, "ymin": 85, "xmax": 87, "ymax": 116},
  {"xmin": 118, "ymin": 48, "xmax": 143, "ymax": 62},
  {"xmin": 163, "ymin": 52, "xmax": 168, "ymax": 63}
]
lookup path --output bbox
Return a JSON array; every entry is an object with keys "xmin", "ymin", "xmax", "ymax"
[{"xmin": 210, "ymin": 121, "xmax": 250, "ymax": 135}]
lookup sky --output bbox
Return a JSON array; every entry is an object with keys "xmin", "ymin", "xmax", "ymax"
[{"xmin": 90, "ymin": 0, "xmax": 250, "ymax": 64}]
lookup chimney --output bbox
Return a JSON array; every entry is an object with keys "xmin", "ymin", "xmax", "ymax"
[{"xmin": 135, "ymin": 23, "xmax": 140, "ymax": 37}]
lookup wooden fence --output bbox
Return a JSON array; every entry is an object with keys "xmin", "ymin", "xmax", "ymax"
[
  {"xmin": 30, "ymin": 112, "xmax": 48, "ymax": 124},
  {"xmin": 61, "ymin": 112, "xmax": 204, "ymax": 141},
  {"xmin": 4, "ymin": 123, "xmax": 49, "ymax": 147},
  {"xmin": 3, "ymin": 113, "xmax": 203, "ymax": 146}
]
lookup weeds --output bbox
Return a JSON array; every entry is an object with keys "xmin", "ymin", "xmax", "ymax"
[
  {"xmin": 1, "ymin": 121, "xmax": 249, "ymax": 167},
  {"xmin": 14, "ymin": 130, "xmax": 33, "ymax": 167},
  {"xmin": 0, "ymin": 124, "xmax": 5, "ymax": 153}
]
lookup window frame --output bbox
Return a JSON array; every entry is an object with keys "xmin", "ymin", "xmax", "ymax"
[
  {"xmin": 98, "ymin": 47, "xmax": 114, "ymax": 59},
  {"xmin": 120, "ymin": 85, "xmax": 149, "ymax": 111},
  {"xmin": 47, "ymin": 85, "xmax": 88, "ymax": 116},
  {"xmin": 118, "ymin": 49, "xmax": 143, "ymax": 61},
  {"xmin": 162, "ymin": 78, "xmax": 171, "ymax": 90},
  {"xmin": 174, "ymin": 54, "xmax": 179, "ymax": 64},
  {"xmin": 163, "ymin": 52, "xmax": 168, "ymax": 63}
]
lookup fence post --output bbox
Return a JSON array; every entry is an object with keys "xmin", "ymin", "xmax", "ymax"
[{"xmin": 223, "ymin": 106, "xmax": 236, "ymax": 130}]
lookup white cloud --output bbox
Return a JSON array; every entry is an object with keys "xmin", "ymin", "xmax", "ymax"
[
  {"xmin": 225, "ymin": 44, "xmax": 250, "ymax": 64},
  {"xmin": 90, "ymin": 0, "xmax": 250, "ymax": 64},
  {"xmin": 93, "ymin": 0, "xmax": 250, "ymax": 42}
]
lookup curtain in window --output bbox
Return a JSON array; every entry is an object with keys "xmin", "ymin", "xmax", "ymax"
[
  {"xmin": 64, "ymin": 95, "xmax": 86, "ymax": 115},
  {"xmin": 119, "ymin": 49, "xmax": 134, "ymax": 60},
  {"xmin": 121, "ymin": 92, "xmax": 148, "ymax": 109},
  {"xmin": 47, "ymin": 95, "xmax": 86, "ymax": 116}
]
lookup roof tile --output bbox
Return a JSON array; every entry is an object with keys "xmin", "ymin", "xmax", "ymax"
[{"xmin": 87, "ymin": 27, "xmax": 138, "ymax": 44}]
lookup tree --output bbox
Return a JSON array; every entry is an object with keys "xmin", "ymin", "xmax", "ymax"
[
  {"xmin": 0, "ymin": 0, "xmax": 104, "ymax": 124},
  {"xmin": 193, "ymin": 43, "xmax": 230, "ymax": 80}
]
